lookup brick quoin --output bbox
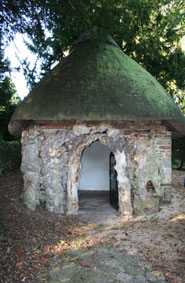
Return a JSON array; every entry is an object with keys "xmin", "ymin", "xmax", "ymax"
[{"xmin": 159, "ymin": 146, "xmax": 171, "ymax": 149}]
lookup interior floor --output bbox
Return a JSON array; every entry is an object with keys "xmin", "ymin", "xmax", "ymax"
[{"xmin": 78, "ymin": 190, "xmax": 117, "ymax": 217}]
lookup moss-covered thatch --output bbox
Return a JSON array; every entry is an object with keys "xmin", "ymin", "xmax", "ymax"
[{"xmin": 9, "ymin": 37, "xmax": 185, "ymax": 137}]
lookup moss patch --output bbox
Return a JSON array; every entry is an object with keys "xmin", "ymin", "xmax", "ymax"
[{"xmin": 9, "ymin": 38, "xmax": 185, "ymax": 136}]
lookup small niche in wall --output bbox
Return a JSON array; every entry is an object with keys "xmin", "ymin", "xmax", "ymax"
[{"xmin": 146, "ymin": 180, "xmax": 156, "ymax": 194}]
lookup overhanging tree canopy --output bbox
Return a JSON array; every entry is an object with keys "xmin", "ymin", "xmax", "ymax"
[
  {"xmin": 0, "ymin": 77, "xmax": 20, "ymax": 140},
  {"xmin": 0, "ymin": 0, "xmax": 185, "ymax": 112}
]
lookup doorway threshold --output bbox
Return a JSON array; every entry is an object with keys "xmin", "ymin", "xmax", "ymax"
[{"xmin": 78, "ymin": 190, "xmax": 117, "ymax": 213}]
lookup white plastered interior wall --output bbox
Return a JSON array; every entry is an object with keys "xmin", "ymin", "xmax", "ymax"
[{"xmin": 79, "ymin": 141, "xmax": 111, "ymax": 191}]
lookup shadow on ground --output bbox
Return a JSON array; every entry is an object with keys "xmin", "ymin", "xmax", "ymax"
[{"xmin": 0, "ymin": 170, "xmax": 184, "ymax": 282}]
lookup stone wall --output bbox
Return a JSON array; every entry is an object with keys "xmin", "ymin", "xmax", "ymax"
[
  {"xmin": 125, "ymin": 122, "xmax": 171, "ymax": 214},
  {"xmin": 21, "ymin": 120, "xmax": 171, "ymax": 215}
]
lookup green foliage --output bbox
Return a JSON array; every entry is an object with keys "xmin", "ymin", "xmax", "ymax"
[
  {"xmin": 172, "ymin": 137, "xmax": 185, "ymax": 169},
  {"xmin": 1, "ymin": 0, "xmax": 184, "ymax": 105},
  {"xmin": 0, "ymin": 140, "xmax": 21, "ymax": 177},
  {"xmin": 36, "ymin": 200, "xmax": 46, "ymax": 210},
  {"xmin": 0, "ymin": 77, "xmax": 21, "ymax": 140},
  {"xmin": 0, "ymin": 37, "xmax": 21, "ymax": 173},
  {"xmin": 19, "ymin": 197, "xmax": 27, "ymax": 208},
  {"xmin": 152, "ymin": 216, "xmax": 159, "ymax": 223},
  {"xmin": 0, "ymin": 37, "xmax": 10, "ymax": 81}
]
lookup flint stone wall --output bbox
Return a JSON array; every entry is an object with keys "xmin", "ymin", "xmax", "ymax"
[{"xmin": 21, "ymin": 120, "xmax": 171, "ymax": 215}]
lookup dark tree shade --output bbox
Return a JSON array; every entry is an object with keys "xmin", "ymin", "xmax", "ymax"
[
  {"xmin": 0, "ymin": 1, "xmax": 184, "ymax": 97},
  {"xmin": 172, "ymin": 137, "xmax": 185, "ymax": 169},
  {"xmin": 0, "ymin": 0, "xmax": 184, "ymax": 114},
  {"xmin": 0, "ymin": 77, "xmax": 20, "ymax": 140}
]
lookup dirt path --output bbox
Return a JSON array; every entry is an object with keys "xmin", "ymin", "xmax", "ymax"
[{"xmin": 0, "ymin": 170, "xmax": 184, "ymax": 282}]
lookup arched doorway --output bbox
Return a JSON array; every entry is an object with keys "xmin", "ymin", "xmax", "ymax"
[
  {"xmin": 78, "ymin": 141, "xmax": 118, "ymax": 212},
  {"xmin": 67, "ymin": 133, "xmax": 132, "ymax": 216}
]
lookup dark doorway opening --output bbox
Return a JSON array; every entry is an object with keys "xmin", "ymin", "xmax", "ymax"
[{"xmin": 109, "ymin": 152, "xmax": 119, "ymax": 210}]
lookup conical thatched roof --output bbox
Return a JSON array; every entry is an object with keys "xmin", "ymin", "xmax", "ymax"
[{"xmin": 9, "ymin": 35, "xmax": 185, "ymax": 137}]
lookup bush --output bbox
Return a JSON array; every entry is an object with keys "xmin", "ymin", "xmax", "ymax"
[
  {"xmin": 0, "ymin": 140, "xmax": 21, "ymax": 177},
  {"xmin": 172, "ymin": 137, "xmax": 185, "ymax": 170}
]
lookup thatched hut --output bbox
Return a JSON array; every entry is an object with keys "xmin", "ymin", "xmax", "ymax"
[{"xmin": 9, "ymin": 34, "xmax": 185, "ymax": 215}]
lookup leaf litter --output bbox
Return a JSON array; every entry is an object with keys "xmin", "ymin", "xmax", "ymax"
[{"xmin": 0, "ymin": 169, "xmax": 184, "ymax": 282}]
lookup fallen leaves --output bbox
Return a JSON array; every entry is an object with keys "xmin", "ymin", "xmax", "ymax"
[
  {"xmin": 165, "ymin": 272, "xmax": 170, "ymax": 277},
  {"xmin": 20, "ymin": 270, "xmax": 32, "ymax": 280},
  {"xmin": 15, "ymin": 226, "xmax": 21, "ymax": 230},
  {"xmin": 14, "ymin": 247, "xmax": 24, "ymax": 257},
  {"xmin": 39, "ymin": 257, "xmax": 49, "ymax": 265},
  {"xmin": 0, "ymin": 169, "xmax": 185, "ymax": 282},
  {"xmin": 6, "ymin": 247, "xmax": 11, "ymax": 253},
  {"xmin": 60, "ymin": 240, "xmax": 67, "ymax": 245},
  {"xmin": 146, "ymin": 250, "xmax": 152, "ymax": 257},
  {"xmin": 15, "ymin": 262, "xmax": 23, "ymax": 268},
  {"xmin": 122, "ymin": 223, "xmax": 135, "ymax": 230},
  {"xmin": 154, "ymin": 271, "xmax": 162, "ymax": 277},
  {"xmin": 81, "ymin": 264, "xmax": 92, "ymax": 269}
]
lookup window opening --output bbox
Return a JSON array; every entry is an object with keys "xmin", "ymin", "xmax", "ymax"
[{"xmin": 146, "ymin": 180, "xmax": 156, "ymax": 194}]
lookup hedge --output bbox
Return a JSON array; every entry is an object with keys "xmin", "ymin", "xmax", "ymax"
[{"xmin": 0, "ymin": 140, "xmax": 21, "ymax": 177}]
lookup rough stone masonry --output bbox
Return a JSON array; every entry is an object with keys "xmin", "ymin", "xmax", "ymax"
[{"xmin": 21, "ymin": 120, "xmax": 171, "ymax": 216}]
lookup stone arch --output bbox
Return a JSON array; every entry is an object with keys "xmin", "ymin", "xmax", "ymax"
[{"xmin": 66, "ymin": 132, "xmax": 132, "ymax": 215}]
